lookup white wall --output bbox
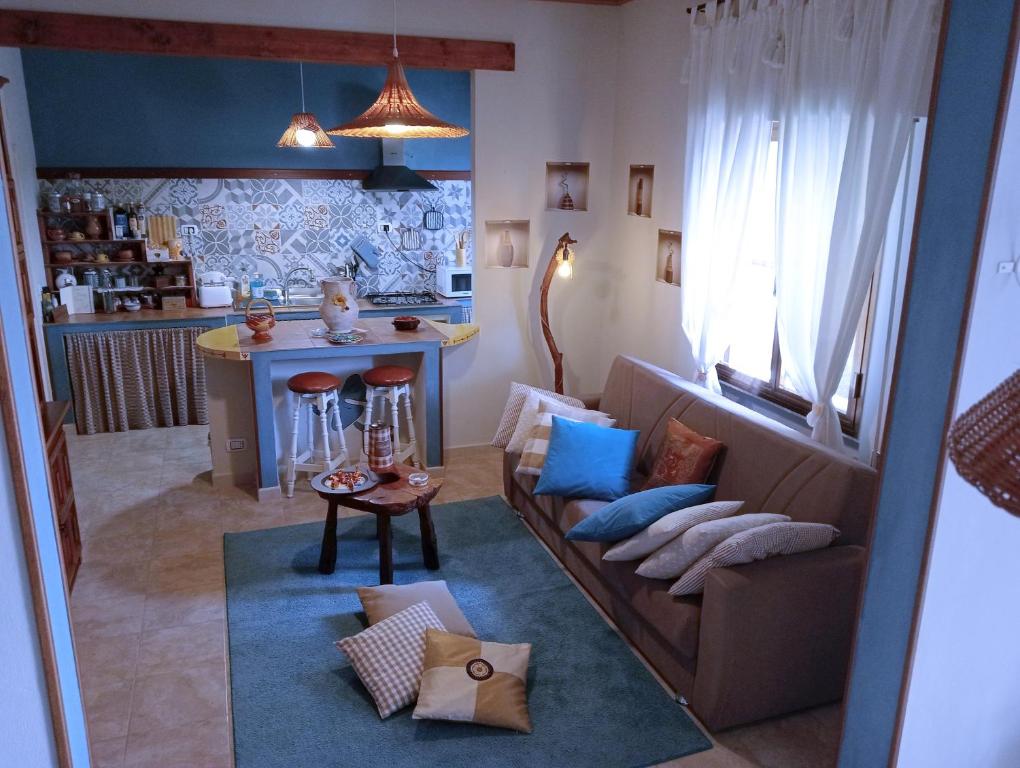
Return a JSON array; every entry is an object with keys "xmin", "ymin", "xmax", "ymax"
[
  {"xmin": 6, "ymin": 0, "xmax": 623, "ymax": 449},
  {"xmin": 895, "ymin": 57, "xmax": 1020, "ymax": 768},
  {"xmin": 0, "ymin": 47, "xmax": 49, "ymax": 399}
]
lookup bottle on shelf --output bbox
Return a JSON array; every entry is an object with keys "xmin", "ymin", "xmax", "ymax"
[
  {"xmin": 240, "ymin": 273, "xmax": 251, "ymax": 300},
  {"xmin": 136, "ymin": 203, "xmax": 148, "ymax": 240},
  {"xmin": 127, "ymin": 203, "xmax": 139, "ymax": 239},
  {"xmin": 113, "ymin": 202, "xmax": 129, "ymax": 239},
  {"xmin": 41, "ymin": 287, "xmax": 55, "ymax": 323}
]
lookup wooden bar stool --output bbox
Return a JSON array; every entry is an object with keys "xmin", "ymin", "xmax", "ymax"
[
  {"xmin": 285, "ymin": 371, "xmax": 348, "ymax": 498},
  {"xmin": 361, "ymin": 365, "xmax": 418, "ymax": 465}
]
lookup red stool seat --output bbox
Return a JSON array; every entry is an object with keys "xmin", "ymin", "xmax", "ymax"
[
  {"xmin": 364, "ymin": 365, "xmax": 415, "ymax": 387},
  {"xmin": 287, "ymin": 371, "xmax": 341, "ymax": 394}
]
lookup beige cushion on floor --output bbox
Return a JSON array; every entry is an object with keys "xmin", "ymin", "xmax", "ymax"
[
  {"xmin": 491, "ymin": 382, "xmax": 584, "ymax": 449},
  {"xmin": 505, "ymin": 388, "xmax": 614, "ymax": 455},
  {"xmin": 602, "ymin": 500, "xmax": 745, "ymax": 562},
  {"xmin": 669, "ymin": 522, "xmax": 841, "ymax": 596},
  {"xmin": 636, "ymin": 512, "xmax": 791, "ymax": 579},
  {"xmin": 413, "ymin": 628, "xmax": 533, "ymax": 733},
  {"xmin": 336, "ymin": 602, "xmax": 446, "ymax": 718},
  {"xmin": 358, "ymin": 581, "xmax": 476, "ymax": 638}
]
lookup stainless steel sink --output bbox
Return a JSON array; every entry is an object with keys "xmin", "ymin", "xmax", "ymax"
[{"xmin": 285, "ymin": 295, "xmax": 322, "ymax": 307}]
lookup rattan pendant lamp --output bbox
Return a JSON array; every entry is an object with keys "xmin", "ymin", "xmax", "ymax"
[
  {"xmin": 327, "ymin": 0, "xmax": 469, "ymax": 139},
  {"xmin": 277, "ymin": 62, "xmax": 335, "ymax": 148}
]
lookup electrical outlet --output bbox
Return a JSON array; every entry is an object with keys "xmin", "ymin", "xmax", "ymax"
[
  {"xmin": 378, "ymin": 222, "xmax": 392, "ymax": 233},
  {"xmin": 225, "ymin": 438, "xmax": 247, "ymax": 452},
  {"xmin": 181, "ymin": 224, "xmax": 199, "ymax": 236},
  {"xmin": 997, "ymin": 260, "xmax": 1016, "ymax": 274}
]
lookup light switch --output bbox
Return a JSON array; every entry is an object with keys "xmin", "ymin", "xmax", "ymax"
[{"xmin": 997, "ymin": 260, "xmax": 1016, "ymax": 274}]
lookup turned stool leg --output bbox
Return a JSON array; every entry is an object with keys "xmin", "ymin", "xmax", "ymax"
[
  {"xmin": 362, "ymin": 384, "xmax": 375, "ymax": 457},
  {"xmin": 389, "ymin": 386, "xmax": 401, "ymax": 457},
  {"xmin": 331, "ymin": 390, "xmax": 349, "ymax": 465},
  {"xmin": 317, "ymin": 392, "xmax": 333, "ymax": 467},
  {"xmin": 285, "ymin": 392, "xmax": 303, "ymax": 498},
  {"xmin": 401, "ymin": 383, "xmax": 417, "ymax": 465}
]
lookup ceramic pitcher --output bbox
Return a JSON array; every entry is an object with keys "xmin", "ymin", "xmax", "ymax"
[{"xmin": 319, "ymin": 276, "xmax": 359, "ymax": 333}]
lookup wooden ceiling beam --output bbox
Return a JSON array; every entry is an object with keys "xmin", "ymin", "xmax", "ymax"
[{"xmin": 0, "ymin": 9, "xmax": 515, "ymax": 71}]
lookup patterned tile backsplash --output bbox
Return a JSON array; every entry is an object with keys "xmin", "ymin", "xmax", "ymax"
[{"xmin": 38, "ymin": 177, "xmax": 472, "ymax": 296}]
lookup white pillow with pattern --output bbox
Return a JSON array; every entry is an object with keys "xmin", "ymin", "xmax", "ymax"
[
  {"xmin": 505, "ymin": 388, "xmax": 613, "ymax": 455},
  {"xmin": 602, "ymin": 501, "xmax": 745, "ymax": 562},
  {"xmin": 491, "ymin": 382, "xmax": 584, "ymax": 449},
  {"xmin": 669, "ymin": 522, "xmax": 840, "ymax": 596},
  {"xmin": 336, "ymin": 601, "xmax": 446, "ymax": 718},
  {"xmin": 636, "ymin": 512, "xmax": 790, "ymax": 579}
]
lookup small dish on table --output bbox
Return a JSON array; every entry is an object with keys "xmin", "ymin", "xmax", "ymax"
[{"xmin": 392, "ymin": 316, "xmax": 421, "ymax": 331}]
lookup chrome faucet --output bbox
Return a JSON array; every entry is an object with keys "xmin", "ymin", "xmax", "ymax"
[{"xmin": 283, "ymin": 266, "xmax": 316, "ymax": 305}]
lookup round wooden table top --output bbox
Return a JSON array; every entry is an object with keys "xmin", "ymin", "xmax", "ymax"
[{"xmin": 316, "ymin": 463, "xmax": 442, "ymax": 516}]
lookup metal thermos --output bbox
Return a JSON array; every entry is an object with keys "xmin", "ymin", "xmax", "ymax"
[{"xmin": 366, "ymin": 422, "xmax": 396, "ymax": 476}]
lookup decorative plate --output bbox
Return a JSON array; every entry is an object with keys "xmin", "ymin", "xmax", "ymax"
[
  {"xmin": 325, "ymin": 332, "xmax": 365, "ymax": 345},
  {"xmin": 310, "ymin": 467, "xmax": 379, "ymax": 496}
]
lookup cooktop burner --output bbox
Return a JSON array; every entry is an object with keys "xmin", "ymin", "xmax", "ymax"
[{"xmin": 367, "ymin": 291, "xmax": 441, "ymax": 307}]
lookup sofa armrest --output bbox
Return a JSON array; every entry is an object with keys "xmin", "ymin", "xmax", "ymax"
[{"xmin": 691, "ymin": 545, "xmax": 865, "ymax": 731}]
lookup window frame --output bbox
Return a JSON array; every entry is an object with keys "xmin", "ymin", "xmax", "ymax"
[{"xmin": 716, "ymin": 276, "xmax": 877, "ymax": 437}]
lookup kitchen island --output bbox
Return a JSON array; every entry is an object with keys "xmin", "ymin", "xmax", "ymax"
[{"xmin": 196, "ymin": 316, "xmax": 477, "ymax": 500}]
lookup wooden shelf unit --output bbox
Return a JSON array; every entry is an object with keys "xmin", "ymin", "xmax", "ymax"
[{"xmin": 37, "ymin": 209, "xmax": 198, "ymax": 306}]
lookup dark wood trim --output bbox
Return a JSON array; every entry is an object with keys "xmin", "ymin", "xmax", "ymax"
[
  {"xmin": 886, "ymin": 2, "xmax": 1020, "ymax": 766},
  {"xmin": 37, "ymin": 167, "xmax": 471, "ymax": 181},
  {"xmin": 0, "ymin": 9, "xmax": 514, "ymax": 71}
]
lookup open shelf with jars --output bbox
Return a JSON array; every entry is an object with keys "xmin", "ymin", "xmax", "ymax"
[
  {"xmin": 656, "ymin": 229, "xmax": 682, "ymax": 287},
  {"xmin": 484, "ymin": 220, "xmax": 530, "ymax": 269},
  {"xmin": 545, "ymin": 162, "xmax": 590, "ymax": 212},
  {"xmin": 627, "ymin": 165, "xmax": 654, "ymax": 218},
  {"xmin": 38, "ymin": 208, "xmax": 197, "ymax": 309}
]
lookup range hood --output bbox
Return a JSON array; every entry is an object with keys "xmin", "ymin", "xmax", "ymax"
[{"xmin": 361, "ymin": 138, "xmax": 437, "ymax": 192}]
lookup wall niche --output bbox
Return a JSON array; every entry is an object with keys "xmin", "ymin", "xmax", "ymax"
[
  {"xmin": 627, "ymin": 165, "xmax": 654, "ymax": 218},
  {"xmin": 484, "ymin": 220, "xmax": 530, "ymax": 268},
  {"xmin": 656, "ymin": 229, "xmax": 682, "ymax": 287},
  {"xmin": 545, "ymin": 162, "xmax": 590, "ymax": 212}
]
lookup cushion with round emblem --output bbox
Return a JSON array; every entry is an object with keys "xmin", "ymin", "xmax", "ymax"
[
  {"xmin": 364, "ymin": 365, "xmax": 415, "ymax": 387},
  {"xmin": 287, "ymin": 371, "xmax": 341, "ymax": 394}
]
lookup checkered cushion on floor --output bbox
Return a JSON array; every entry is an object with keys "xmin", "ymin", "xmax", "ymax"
[{"xmin": 336, "ymin": 601, "xmax": 446, "ymax": 718}]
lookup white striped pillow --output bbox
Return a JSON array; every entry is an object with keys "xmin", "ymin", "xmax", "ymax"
[
  {"xmin": 491, "ymin": 382, "xmax": 584, "ymax": 449},
  {"xmin": 336, "ymin": 601, "xmax": 446, "ymax": 718},
  {"xmin": 668, "ymin": 522, "xmax": 840, "ymax": 596},
  {"xmin": 602, "ymin": 501, "xmax": 745, "ymax": 562}
]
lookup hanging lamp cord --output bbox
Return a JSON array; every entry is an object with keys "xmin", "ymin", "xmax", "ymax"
[
  {"xmin": 392, "ymin": 0, "xmax": 399, "ymax": 58},
  {"xmin": 299, "ymin": 61, "xmax": 306, "ymax": 112}
]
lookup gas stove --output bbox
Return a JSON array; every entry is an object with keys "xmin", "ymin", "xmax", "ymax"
[{"xmin": 367, "ymin": 291, "xmax": 441, "ymax": 307}]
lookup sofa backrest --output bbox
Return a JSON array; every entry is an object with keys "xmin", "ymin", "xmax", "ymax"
[{"xmin": 599, "ymin": 355, "xmax": 876, "ymax": 546}]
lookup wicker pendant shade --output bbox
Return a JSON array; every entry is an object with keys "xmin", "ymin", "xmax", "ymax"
[
  {"xmin": 277, "ymin": 112, "xmax": 335, "ymax": 148},
  {"xmin": 327, "ymin": 56, "xmax": 469, "ymax": 139}
]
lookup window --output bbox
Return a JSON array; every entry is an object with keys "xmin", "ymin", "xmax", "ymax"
[{"xmin": 716, "ymin": 130, "xmax": 874, "ymax": 435}]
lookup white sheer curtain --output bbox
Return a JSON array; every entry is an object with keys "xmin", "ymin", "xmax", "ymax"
[
  {"xmin": 773, "ymin": 0, "xmax": 938, "ymax": 447},
  {"xmin": 681, "ymin": 0, "xmax": 780, "ymax": 391}
]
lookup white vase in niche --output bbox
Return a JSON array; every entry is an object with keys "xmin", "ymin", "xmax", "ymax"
[
  {"xmin": 319, "ymin": 277, "xmax": 359, "ymax": 333},
  {"xmin": 498, "ymin": 229, "xmax": 515, "ymax": 267}
]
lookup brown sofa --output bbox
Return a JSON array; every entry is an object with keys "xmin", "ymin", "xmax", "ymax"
[{"xmin": 503, "ymin": 355, "xmax": 876, "ymax": 731}]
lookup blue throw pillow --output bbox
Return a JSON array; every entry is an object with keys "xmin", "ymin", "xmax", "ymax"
[
  {"xmin": 533, "ymin": 416, "xmax": 639, "ymax": 502},
  {"xmin": 565, "ymin": 484, "xmax": 717, "ymax": 542}
]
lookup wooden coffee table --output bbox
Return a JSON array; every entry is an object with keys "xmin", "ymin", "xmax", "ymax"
[{"xmin": 314, "ymin": 464, "xmax": 443, "ymax": 584}]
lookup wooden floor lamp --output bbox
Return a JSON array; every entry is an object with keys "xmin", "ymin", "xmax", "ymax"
[{"xmin": 540, "ymin": 232, "xmax": 577, "ymax": 395}]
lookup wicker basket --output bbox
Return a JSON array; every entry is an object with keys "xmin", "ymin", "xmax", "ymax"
[{"xmin": 948, "ymin": 369, "xmax": 1020, "ymax": 517}]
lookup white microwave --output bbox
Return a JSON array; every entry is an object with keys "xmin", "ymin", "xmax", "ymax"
[{"xmin": 436, "ymin": 265, "xmax": 473, "ymax": 298}]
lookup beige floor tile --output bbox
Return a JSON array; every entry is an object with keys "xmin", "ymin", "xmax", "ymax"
[
  {"xmin": 124, "ymin": 717, "xmax": 231, "ymax": 768},
  {"xmin": 82, "ymin": 531, "xmax": 155, "ymax": 565},
  {"xmin": 83, "ymin": 682, "xmax": 134, "ymax": 742},
  {"xmin": 147, "ymin": 551, "xmax": 224, "ymax": 593},
  {"xmin": 137, "ymin": 619, "xmax": 226, "ymax": 671},
  {"xmin": 128, "ymin": 659, "xmax": 228, "ymax": 735},
  {"xmin": 75, "ymin": 633, "xmax": 140, "ymax": 692},
  {"xmin": 73, "ymin": 561, "xmax": 149, "ymax": 605},
  {"xmin": 72, "ymin": 595, "xmax": 147, "ymax": 642},
  {"xmin": 89, "ymin": 735, "xmax": 127, "ymax": 768},
  {"xmin": 142, "ymin": 584, "xmax": 226, "ymax": 631}
]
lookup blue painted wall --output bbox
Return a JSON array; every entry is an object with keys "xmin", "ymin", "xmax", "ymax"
[{"xmin": 20, "ymin": 50, "xmax": 471, "ymax": 170}]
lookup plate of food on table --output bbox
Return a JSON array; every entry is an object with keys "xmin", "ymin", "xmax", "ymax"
[{"xmin": 311, "ymin": 466, "xmax": 379, "ymax": 495}]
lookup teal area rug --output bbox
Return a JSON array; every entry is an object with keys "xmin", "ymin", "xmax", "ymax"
[{"xmin": 223, "ymin": 496, "xmax": 711, "ymax": 768}]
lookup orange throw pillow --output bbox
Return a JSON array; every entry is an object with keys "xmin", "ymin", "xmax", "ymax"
[{"xmin": 643, "ymin": 419, "xmax": 723, "ymax": 490}]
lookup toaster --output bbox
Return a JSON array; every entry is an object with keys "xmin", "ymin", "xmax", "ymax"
[{"xmin": 198, "ymin": 271, "xmax": 234, "ymax": 308}]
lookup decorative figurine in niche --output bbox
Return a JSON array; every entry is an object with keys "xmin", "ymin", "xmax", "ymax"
[
  {"xmin": 558, "ymin": 173, "xmax": 575, "ymax": 211},
  {"xmin": 498, "ymin": 229, "xmax": 515, "ymax": 267},
  {"xmin": 635, "ymin": 177, "xmax": 644, "ymax": 217},
  {"xmin": 663, "ymin": 241, "xmax": 675, "ymax": 285}
]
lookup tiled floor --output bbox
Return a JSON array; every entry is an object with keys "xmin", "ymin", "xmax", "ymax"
[{"xmin": 67, "ymin": 425, "xmax": 839, "ymax": 768}]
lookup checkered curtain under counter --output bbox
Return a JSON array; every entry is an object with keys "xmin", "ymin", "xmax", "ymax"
[{"xmin": 66, "ymin": 327, "xmax": 210, "ymax": 435}]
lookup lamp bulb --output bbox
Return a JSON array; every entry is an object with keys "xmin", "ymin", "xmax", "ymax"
[
  {"xmin": 295, "ymin": 128, "xmax": 317, "ymax": 147},
  {"xmin": 384, "ymin": 123, "xmax": 410, "ymax": 136},
  {"xmin": 557, "ymin": 260, "xmax": 573, "ymax": 279}
]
